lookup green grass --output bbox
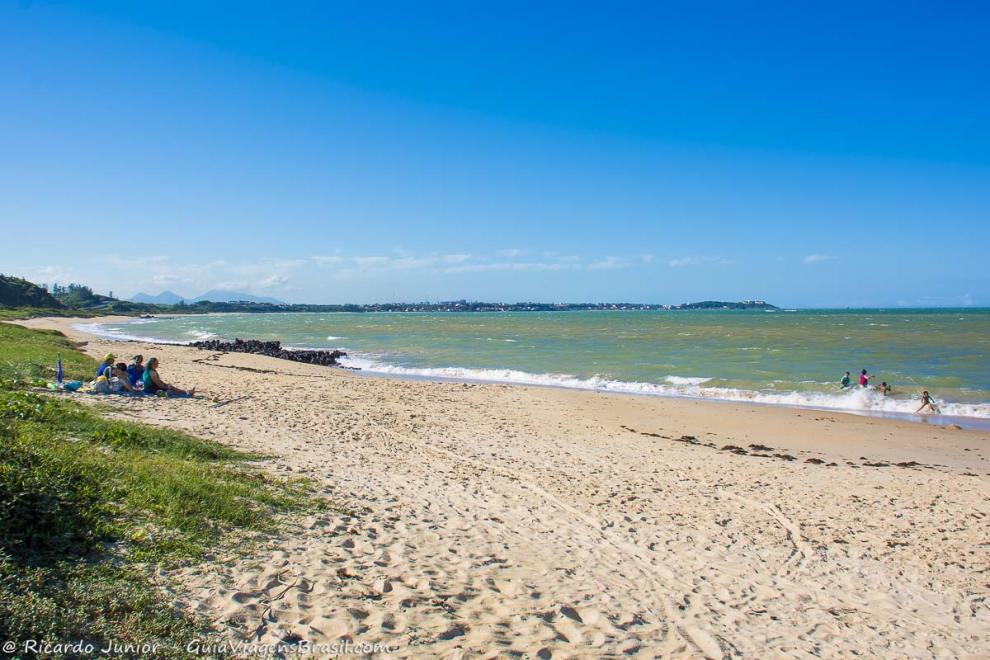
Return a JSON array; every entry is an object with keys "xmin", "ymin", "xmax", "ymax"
[
  {"xmin": 0, "ymin": 322, "xmax": 321, "ymax": 657},
  {"xmin": 0, "ymin": 307, "xmax": 107, "ymax": 322},
  {"xmin": 0, "ymin": 322, "xmax": 97, "ymax": 383}
]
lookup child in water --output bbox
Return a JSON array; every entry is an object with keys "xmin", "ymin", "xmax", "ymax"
[
  {"xmin": 840, "ymin": 371, "xmax": 851, "ymax": 388},
  {"xmin": 916, "ymin": 390, "xmax": 940, "ymax": 414}
]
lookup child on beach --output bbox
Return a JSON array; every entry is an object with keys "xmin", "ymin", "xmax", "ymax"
[
  {"xmin": 110, "ymin": 363, "xmax": 135, "ymax": 392},
  {"xmin": 127, "ymin": 355, "xmax": 144, "ymax": 387},
  {"xmin": 95, "ymin": 352, "xmax": 115, "ymax": 379},
  {"xmin": 916, "ymin": 390, "xmax": 940, "ymax": 414}
]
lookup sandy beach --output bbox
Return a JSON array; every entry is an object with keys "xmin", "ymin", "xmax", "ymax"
[{"xmin": 18, "ymin": 317, "xmax": 990, "ymax": 657}]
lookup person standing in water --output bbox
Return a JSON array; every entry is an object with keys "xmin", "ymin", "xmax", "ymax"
[
  {"xmin": 916, "ymin": 390, "xmax": 940, "ymax": 414},
  {"xmin": 840, "ymin": 371, "xmax": 851, "ymax": 389},
  {"xmin": 859, "ymin": 369, "xmax": 870, "ymax": 388}
]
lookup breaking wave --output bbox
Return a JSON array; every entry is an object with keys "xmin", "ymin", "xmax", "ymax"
[{"xmin": 339, "ymin": 355, "xmax": 990, "ymax": 419}]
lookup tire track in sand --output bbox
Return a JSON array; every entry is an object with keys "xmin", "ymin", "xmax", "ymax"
[{"xmin": 382, "ymin": 427, "xmax": 732, "ymax": 659}]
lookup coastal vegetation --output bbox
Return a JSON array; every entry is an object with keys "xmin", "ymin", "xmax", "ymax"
[
  {"xmin": 2, "ymin": 274, "xmax": 776, "ymax": 319},
  {"xmin": 0, "ymin": 322, "xmax": 316, "ymax": 657}
]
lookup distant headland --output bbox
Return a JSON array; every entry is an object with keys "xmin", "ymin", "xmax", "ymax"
[{"xmin": 0, "ymin": 274, "xmax": 776, "ymax": 317}]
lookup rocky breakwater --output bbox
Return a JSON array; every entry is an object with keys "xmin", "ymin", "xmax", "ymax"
[{"xmin": 189, "ymin": 338, "xmax": 346, "ymax": 367}]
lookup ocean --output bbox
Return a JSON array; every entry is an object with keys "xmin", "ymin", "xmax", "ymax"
[{"xmin": 77, "ymin": 309, "xmax": 990, "ymax": 423}]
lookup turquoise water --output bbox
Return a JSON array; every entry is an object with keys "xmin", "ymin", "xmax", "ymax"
[{"xmin": 79, "ymin": 309, "xmax": 990, "ymax": 420}]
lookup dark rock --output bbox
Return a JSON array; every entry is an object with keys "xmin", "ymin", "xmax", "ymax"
[{"xmin": 190, "ymin": 338, "xmax": 346, "ymax": 367}]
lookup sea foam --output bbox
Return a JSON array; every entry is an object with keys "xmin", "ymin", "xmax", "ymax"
[
  {"xmin": 339, "ymin": 354, "xmax": 990, "ymax": 419},
  {"xmin": 73, "ymin": 321, "xmax": 990, "ymax": 421}
]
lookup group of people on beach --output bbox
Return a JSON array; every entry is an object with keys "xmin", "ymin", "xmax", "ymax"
[
  {"xmin": 93, "ymin": 353, "xmax": 194, "ymax": 396},
  {"xmin": 840, "ymin": 369, "xmax": 939, "ymax": 413}
]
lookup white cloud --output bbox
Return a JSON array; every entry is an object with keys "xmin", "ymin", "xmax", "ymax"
[
  {"xmin": 668, "ymin": 255, "xmax": 733, "ymax": 268},
  {"xmin": 310, "ymin": 255, "xmax": 343, "ymax": 265},
  {"xmin": 444, "ymin": 261, "xmax": 575, "ymax": 274},
  {"xmin": 803, "ymin": 254, "xmax": 835, "ymax": 264},
  {"xmin": 588, "ymin": 256, "xmax": 632, "ymax": 270},
  {"xmin": 14, "ymin": 249, "xmax": 663, "ymax": 299},
  {"xmin": 257, "ymin": 273, "xmax": 290, "ymax": 288},
  {"xmin": 353, "ymin": 256, "xmax": 391, "ymax": 267},
  {"xmin": 29, "ymin": 265, "xmax": 75, "ymax": 284}
]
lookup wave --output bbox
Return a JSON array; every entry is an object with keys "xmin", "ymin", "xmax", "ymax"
[
  {"xmin": 72, "ymin": 322, "xmax": 188, "ymax": 345},
  {"xmin": 340, "ymin": 354, "xmax": 990, "ymax": 420},
  {"xmin": 183, "ymin": 330, "xmax": 218, "ymax": 341},
  {"xmin": 73, "ymin": 321, "xmax": 990, "ymax": 421},
  {"xmin": 664, "ymin": 375, "xmax": 711, "ymax": 386}
]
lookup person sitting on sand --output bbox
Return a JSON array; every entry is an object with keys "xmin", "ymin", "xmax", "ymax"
[
  {"xmin": 878, "ymin": 381, "xmax": 891, "ymax": 396},
  {"xmin": 110, "ymin": 362, "xmax": 135, "ymax": 392},
  {"xmin": 95, "ymin": 352, "xmax": 115, "ymax": 379},
  {"xmin": 916, "ymin": 390, "xmax": 940, "ymax": 414},
  {"xmin": 142, "ymin": 357, "xmax": 195, "ymax": 396},
  {"xmin": 859, "ymin": 369, "xmax": 870, "ymax": 388},
  {"xmin": 840, "ymin": 371, "xmax": 851, "ymax": 388},
  {"xmin": 126, "ymin": 355, "xmax": 144, "ymax": 387}
]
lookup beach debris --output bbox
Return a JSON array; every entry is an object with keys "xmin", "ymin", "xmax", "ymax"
[
  {"xmin": 190, "ymin": 338, "xmax": 346, "ymax": 366},
  {"xmin": 212, "ymin": 395, "xmax": 253, "ymax": 408}
]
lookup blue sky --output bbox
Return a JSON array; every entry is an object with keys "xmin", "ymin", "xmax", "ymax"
[{"xmin": 1, "ymin": 1, "xmax": 988, "ymax": 307}]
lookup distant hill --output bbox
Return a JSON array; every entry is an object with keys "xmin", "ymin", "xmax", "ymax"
[
  {"xmin": 131, "ymin": 290, "xmax": 187, "ymax": 305},
  {"xmin": 675, "ymin": 300, "xmax": 777, "ymax": 310},
  {"xmin": 190, "ymin": 290, "xmax": 286, "ymax": 304},
  {"xmin": 0, "ymin": 275, "xmax": 63, "ymax": 308},
  {"xmin": 130, "ymin": 289, "xmax": 286, "ymax": 304}
]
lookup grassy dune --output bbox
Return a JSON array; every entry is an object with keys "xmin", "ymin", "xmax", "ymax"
[{"xmin": 0, "ymin": 322, "xmax": 315, "ymax": 657}]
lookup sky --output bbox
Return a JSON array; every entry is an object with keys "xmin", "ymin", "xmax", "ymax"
[{"xmin": 1, "ymin": 1, "xmax": 988, "ymax": 307}]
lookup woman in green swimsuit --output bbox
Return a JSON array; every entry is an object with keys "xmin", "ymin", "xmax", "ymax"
[{"xmin": 143, "ymin": 357, "xmax": 195, "ymax": 396}]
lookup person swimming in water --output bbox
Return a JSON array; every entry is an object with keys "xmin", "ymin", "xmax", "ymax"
[
  {"xmin": 840, "ymin": 371, "xmax": 851, "ymax": 389},
  {"xmin": 916, "ymin": 390, "xmax": 940, "ymax": 414},
  {"xmin": 878, "ymin": 381, "xmax": 890, "ymax": 396}
]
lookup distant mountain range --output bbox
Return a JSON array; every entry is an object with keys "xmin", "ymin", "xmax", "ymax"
[
  {"xmin": 130, "ymin": 290, "xmax": 286, "ymax": 305},
  {"xmin": 129, "ymin": 290, "xmax": 186, "ymax": 305}
]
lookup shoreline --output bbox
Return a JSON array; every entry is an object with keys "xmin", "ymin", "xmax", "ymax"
[
  {"xmin": 63, "ymin": 314, "xmax": 990, "ymax": 431},
  {"xmin": 11, "ymin": 315, "xmax": 990, "ymax": 656},
  {"xmin": 14, "ymin": 315, "xmax": 990, "ymax": 468}
]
